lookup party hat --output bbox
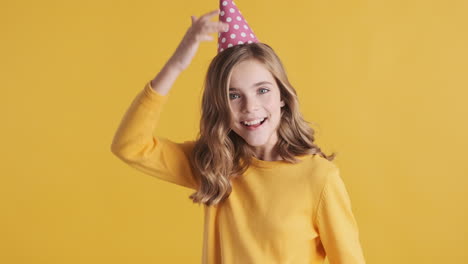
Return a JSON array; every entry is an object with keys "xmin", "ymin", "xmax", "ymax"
[{"xmin": 218, "ymin": 0, "xmax": 259, "ymax": 53}]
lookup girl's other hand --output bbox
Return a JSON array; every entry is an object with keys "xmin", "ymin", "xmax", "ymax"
[{"xmin": 168, "ymin": 9, "xmax": 229, "ymax": 72}]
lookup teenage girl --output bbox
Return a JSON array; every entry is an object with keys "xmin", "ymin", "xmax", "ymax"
[{"xmin": 111, "ymin": 8, "xmax": 366, "ymax": 264}]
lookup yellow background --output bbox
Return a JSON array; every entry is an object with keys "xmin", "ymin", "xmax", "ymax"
[{"xmin": 2, "ymin": 0, "xmax": 467, "ymax": 263}]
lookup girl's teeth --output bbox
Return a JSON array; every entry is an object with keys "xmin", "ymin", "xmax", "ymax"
[{"xmin": 243, "ymin": 118, "xmax": 265, "ymax": 126}]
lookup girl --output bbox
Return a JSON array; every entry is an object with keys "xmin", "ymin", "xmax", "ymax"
[{"xmin": 111, "ymin": 3, "xmax": 366, "ymax": 263}]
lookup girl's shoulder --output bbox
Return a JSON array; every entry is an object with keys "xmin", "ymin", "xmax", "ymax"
[
  {"xmin": 299, "ymin": 153, "xmax": 338, "ymax": 171},
  {"xmin": 300, "ymin": 153, "xmax": 340, "ymax": 186}
]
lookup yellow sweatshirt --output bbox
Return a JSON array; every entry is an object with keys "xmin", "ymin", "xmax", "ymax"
[{"xmin": 111, "ymin": 81, "xmax": 366, "ymax": 264}]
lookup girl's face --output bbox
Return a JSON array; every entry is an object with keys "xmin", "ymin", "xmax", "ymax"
[{"xmin": 228, "ymin": 59, "xmax": 285, "ymax": 153}]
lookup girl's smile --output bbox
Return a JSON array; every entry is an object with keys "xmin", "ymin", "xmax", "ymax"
[{"xmin": 240, "ymin": 117, "xmax": 268, "ymax": 130}]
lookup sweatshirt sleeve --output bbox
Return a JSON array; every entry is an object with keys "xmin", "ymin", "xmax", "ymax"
[
  {"xmin": 314, "ymin": 167, "xmax": 366, "ymax": 264},
  {"xmin": 110, "ymin": 80, "xmax": 199, "ymax": 190}
]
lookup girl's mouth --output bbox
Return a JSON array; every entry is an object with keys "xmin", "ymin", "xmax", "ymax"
[{"xmin": 241, "ymin": 118, "xmax": 267, "ymax": 130}]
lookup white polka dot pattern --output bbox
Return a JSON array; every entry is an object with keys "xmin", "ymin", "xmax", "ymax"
[{"xmin": 217, "ymin": 0, "xmax": 259, "ymax": 53}]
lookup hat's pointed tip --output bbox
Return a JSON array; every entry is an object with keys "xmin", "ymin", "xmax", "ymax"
[{"xmin": 217, "ymin": 0, "xmax": 260, "ymax": 53}]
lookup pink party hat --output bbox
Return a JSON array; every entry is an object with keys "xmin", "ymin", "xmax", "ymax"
[{"xmin": 218, "ymin": 0, "xmax": 259, "ymax": 53}]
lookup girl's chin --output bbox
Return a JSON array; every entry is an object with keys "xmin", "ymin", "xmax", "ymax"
[{"xmin": 242, "ymin": 136, "xmax": 270, "ymax": 146}]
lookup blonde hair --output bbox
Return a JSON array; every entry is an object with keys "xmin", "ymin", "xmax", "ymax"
[{"xmin": 189, "ymin": 42, "xmax": 336, "ymax": 206}]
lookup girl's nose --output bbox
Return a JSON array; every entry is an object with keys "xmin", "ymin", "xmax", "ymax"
[{"xmin": 243, "ymin": 96, "xmax": 260, "ymax": 112}]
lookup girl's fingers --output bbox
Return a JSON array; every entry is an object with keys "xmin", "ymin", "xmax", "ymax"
[
  {"xmin": 199, "ymin": 35, "xmax": 214, "ymax": 42},
  {"xmin": 189, "ymin": 10, "xmax": 227, "ymax": 42},
  {"xmin": 200, "ymin": 9, "xmax": 220, "ymax": 21},
  {"xmin": 201, "ymin": 21, "xmax": 228, "ymax": 32},
  {"xmin": 219, "ymin": 22, "xmax": 229, "ymax": 32},
  {"xmin": 208, "ymin": 22, "xmax": 229, "ymax": 33}
]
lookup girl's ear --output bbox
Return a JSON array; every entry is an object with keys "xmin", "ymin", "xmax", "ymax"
[{"xmin": 280, "ymin": 99, "xmax": 285, "ymax": 107}]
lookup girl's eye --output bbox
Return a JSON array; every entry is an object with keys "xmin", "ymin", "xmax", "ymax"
[
  {"xmin": 229, "ymin": 88, "xmax": 269, "ymax": 100},
  {"xmin": 259, "ymin": 88, "xmax": 270, "ymax": 94}
]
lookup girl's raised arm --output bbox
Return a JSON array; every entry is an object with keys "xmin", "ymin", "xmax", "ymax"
[{"xmin": 110, "ymin": 10, "xmax": 228, "ymax": 190}]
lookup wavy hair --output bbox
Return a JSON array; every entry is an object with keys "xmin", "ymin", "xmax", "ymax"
[{"xmin": 189, "ymin": 42, "xmax": 336, "ymax": 206}]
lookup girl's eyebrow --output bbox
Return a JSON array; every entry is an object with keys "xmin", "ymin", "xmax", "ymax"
[{"xmin": 229, "ymin": 81, "xmax": 273, "ymax": 91}]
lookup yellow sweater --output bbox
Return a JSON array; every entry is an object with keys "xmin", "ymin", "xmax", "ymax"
[{"xmin": 111, "ymin": 81, "xmax": 366, "ymax": 264}]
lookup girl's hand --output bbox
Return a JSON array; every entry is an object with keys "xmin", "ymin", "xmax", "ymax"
[{"xmin": 168, "ymin": 9, "xmax": 229, "ymax": 72}]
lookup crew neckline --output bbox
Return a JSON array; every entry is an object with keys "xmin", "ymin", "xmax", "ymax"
[{"xmin": 250, "ymin": 154, "xmax": 314, "ymax": 169}]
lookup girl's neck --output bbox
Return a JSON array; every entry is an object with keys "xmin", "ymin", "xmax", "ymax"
[{"xmin": 252, "ymin": 143, "xmax": 282, "ymax": 161}]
